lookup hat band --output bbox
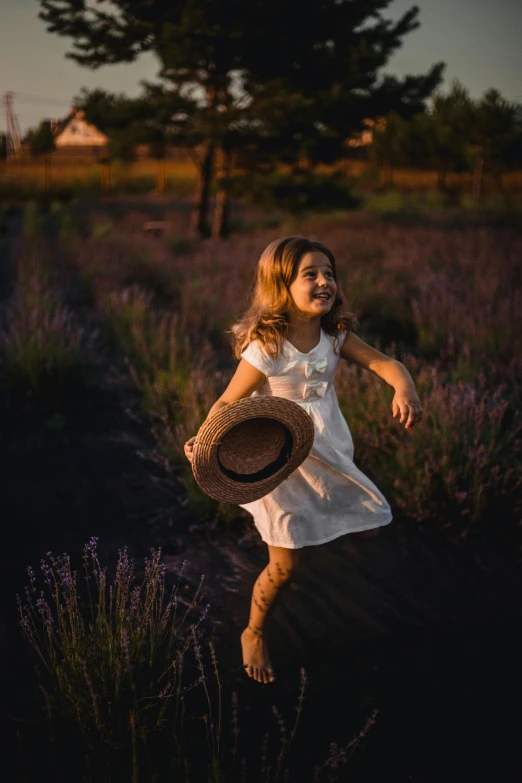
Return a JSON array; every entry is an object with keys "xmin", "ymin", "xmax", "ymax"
[{"xmin": 217, "ymin": 428, "xmax": 294, "ymax": 484}]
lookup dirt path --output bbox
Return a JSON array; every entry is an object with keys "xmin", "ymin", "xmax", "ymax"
[{"xmin": 1, "ymin": 211, "xmax": 521, "ymax": 781}]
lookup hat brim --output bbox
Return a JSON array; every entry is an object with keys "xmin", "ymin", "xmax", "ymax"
[{"xmin": 192, "ymin": 396, "xmax": 315, "ymax": 504}]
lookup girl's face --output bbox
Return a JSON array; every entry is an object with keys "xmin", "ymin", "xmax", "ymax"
[{"xmin": 288, "ymin": 251, "xmax": 337, "ymax": 319}]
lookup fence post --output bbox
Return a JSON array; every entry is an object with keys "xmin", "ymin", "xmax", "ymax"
[
  {"xmin": 101, "ymin": 160, "xmax": 111, "ymax": 197},
  {"xmin": 156, "ymin": 157, "xmax": 166, "ymax": 194},
  {"xmin": 44, "ymin": 152, "xmax": 52, "ymax": 193}
]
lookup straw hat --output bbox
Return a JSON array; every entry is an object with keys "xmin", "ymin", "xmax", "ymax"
[{"xmin": 192, "ymin": 396, "xmax": 315, "ymax": 504}]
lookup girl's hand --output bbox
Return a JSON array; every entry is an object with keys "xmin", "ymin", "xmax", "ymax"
[
  {"xmin": 184, "ymin": 436, "xmax": 197, "ymax": 463},
  {"xmin": 392, "ymin": 388, "xmax": 423, "ymax": 430}
]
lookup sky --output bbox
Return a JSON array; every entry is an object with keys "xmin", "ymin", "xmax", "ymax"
[{"xmin": 1, "ymin": 0, "xmax": 521, "ymax": 135}]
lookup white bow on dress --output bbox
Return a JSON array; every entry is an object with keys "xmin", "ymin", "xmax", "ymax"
[
  {"xmin": 304, "ymin": 357, "xmax": 328, "ymax": 378},
  {"xmin": 303, "ymin": 380, "xmax": 328, "ymax": 400}
]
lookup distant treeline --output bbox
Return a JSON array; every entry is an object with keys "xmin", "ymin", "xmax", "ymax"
[
  {"xmin": 18, "ymin": 1, "xmax": 522, "ymax": 233},
  {"xmin": 369, "ymin": 83, "xmax": 522, "ymax": 202}
]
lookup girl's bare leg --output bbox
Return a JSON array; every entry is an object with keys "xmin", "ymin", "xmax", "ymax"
[{"xmin": 241, "ymin": 544, "xmax": 302, "ymax": 684}]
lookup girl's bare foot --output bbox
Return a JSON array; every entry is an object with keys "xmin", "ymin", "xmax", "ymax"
[{"xmin": 241, "ymin": 627, "xmax": 276, "ymax": 684}]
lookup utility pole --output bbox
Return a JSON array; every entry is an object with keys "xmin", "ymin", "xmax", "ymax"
[{"xmin": 3, "ymin": 91, "xmax": 22, "ymax": 158}]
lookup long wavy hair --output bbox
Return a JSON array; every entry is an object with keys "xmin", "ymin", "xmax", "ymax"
[{"xmin": 230, "ymin": 236, "xmax": 359, "ymax": 360}]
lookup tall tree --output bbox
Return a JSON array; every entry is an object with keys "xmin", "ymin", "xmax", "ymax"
[
  {"xmin": 468, "ymin": 89, "xmax": 522, "ymax": 202},
  {"xmin": 23, "ymin": 120, "xmax": 55, "ymax": 156},
  {"xmin": 427, "ymin": 81, "xmax": 474, "ymax": 191},
  {"xmin": 368, "ymin": 112, "xmax": 411, "ymax": 187},
  {"xmin": 212, "ymin": 2, "xmax": 443, "ymax": 225},
  {"xmin": 384, "ymin": 81, "xmax": 473, "ymax": 192},
  {"xmin": 37, "ymin": 0, "xmax": 444, "ymax": 235}
]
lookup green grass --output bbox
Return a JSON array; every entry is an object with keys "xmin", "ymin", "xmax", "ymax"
[{"xmin": 361, "ymin": 188, "xmax": 522, "ymax": 217}]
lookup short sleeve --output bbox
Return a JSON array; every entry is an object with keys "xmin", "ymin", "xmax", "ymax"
[
  {"xmin": 325, "ymin": 328, "xmax": 348, "ymax": 354},
  {"xmin": 337, "ymin": 329, "xmax": 348, "ymax": 349},
  {"xmin": 240, "ymin": 340, "xmax": 274, "ymax": 376}
]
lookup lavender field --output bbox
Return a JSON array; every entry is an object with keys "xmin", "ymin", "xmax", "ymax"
[
  {"xmin": 9, "ymin": 201, "xmax": 519, "ymax": 543},
  {"xmin": 1, "ymin": 200, "xmax": 522, "ymax": 781}
]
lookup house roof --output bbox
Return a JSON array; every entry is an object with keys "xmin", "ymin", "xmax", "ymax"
[{"xmin": 53, "ymin": 108, "xmax": 109, "ymax": 147}]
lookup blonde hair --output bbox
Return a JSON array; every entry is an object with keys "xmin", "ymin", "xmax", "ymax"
[{"xmin": 230, "ymin": 236, "xmax": 359, "ymax": 360}]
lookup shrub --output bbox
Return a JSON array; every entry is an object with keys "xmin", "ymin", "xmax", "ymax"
[
  {"xmin": 336, "ymin": 350, "xmax": 522, "ymax": 544},
  {"xmin": 22, "ymin": 201, "xmax": 46, "ymax": 238},
  {"xmin": 16, "ymin": 539, "xmax": 212, "ymax": 778},
  {"xmin": 0, "ymin": 250, "xmax": 92, "ymax": 405},
  {"xmin": 16, "ymin": 539, "xmax": 374, "ymax": 781},
  {"xmin": 233, "ymin": 170, "xmax": 361, "ymax": 213},
  {"xmin": 91, "ymin": 219, "xmax": 114, "ymax": 240},
  {"xmin": 17, "ymin": 541, "xmax": 206, "ymax": 746}
]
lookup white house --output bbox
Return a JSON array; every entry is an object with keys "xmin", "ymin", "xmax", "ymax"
[{"xmin": 52, "ymin": 108, "xmax": 109, "ymax": 148}]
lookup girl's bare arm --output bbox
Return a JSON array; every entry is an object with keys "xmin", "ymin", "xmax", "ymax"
[
  {"xmin": 184, "ymin": 359, "xmax": 266, "ymax": 462},
  {"xmin": 340, "ymin": 332, "xmax": 422, "ymax": 429}
]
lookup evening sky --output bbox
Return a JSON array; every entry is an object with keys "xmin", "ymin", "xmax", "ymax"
[{"xmin": 1, "ymin": 0, "xmax": 521, "ymax": 134}]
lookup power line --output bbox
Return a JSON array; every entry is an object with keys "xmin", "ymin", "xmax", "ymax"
[{"xmin": 12, "ymin": 92, "xmax": 72, "ymax": 106}]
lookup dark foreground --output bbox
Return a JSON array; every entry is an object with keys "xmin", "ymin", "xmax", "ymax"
[{"xmin": 1, "ymin": 358, "xmax": 520, "ymax": 782}]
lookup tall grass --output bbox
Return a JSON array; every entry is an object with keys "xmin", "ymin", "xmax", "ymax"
[
  {"xmin": 0, "ymin": 158, "xmax": 197, "ymax": 201},
  {"xmin": 98, "ymin": 285, "xmax": 229, "ymax": 516},
  {"xmin": 0, "ymin": 243, "xmax": 94, "ymax": 405}
]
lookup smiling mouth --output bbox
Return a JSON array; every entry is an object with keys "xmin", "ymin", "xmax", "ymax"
[{"xmin": 313, "ymin": 293, "xmax": 331, "ymax": 300}]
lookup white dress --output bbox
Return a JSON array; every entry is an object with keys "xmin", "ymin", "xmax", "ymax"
[{"xmin": 239, "ymin": 329, "xmax": 393, "ymax": 549}]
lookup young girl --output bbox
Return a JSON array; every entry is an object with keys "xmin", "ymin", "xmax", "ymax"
[{"xmin": 184, "ymin": 236, "xmax": 422, "ymax": 685}]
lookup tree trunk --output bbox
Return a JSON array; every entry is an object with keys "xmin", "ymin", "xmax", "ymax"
[
  {"xmin": 189, "ymin": 142, "xmax": 215, "ymax": 237},
  {"xmin": 211, "ymin": 148, "xmax": 232, "ymax": 239},
  {"xmin": 44, "ymin": 152, "xmax": 52, "ymax": 193},
  {"xmin": 437, "ymin": 164, "xmax": 447, "ymax": 192},
  {"xmin": 383, "ymin": 162, "xmax": 394, "ymax": 189},
  {"xmin": 156, "ymin": 157, "xmax": 166, "ymax": 194},
  {"xmin": 381, "ymin": 161, "xmax": 394, "ymax": 189},
  {"xmin": 472, "ymin": 147, "xmax": 484, "ymax": 204},
  {"xmin": 101, "ymin": 160, "xmax": 111, "ymax": 197}
]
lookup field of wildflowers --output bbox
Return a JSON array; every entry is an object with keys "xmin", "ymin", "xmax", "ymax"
[
  {"xmin": 2, "ymin": 199, "xmax": 521, "ymax": 541},
  {"xmin": 1, "ymin": 198, "xmax": 521, "ymax": 780},
  {"xmin": 13, "ymin": 200, "xmax": 516, "ymax": 547}
]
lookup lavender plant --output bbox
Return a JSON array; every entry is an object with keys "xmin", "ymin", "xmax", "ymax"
[
  {"xmin": 48, "ymin": 214, "xmax": 522, "ymax": 540},
  {"xmin": 22, "ymin": 201, "xmax": 46, "ymax": 238},
  {"xmin": 313, "ymin": 708, "xmax": 379, "ymax": 783},
  {"xmin": 17, "ymin": 541, "xmax": 345, "ymax": 782},
  {"xmin": 336, "ymin": 349, "xmax": 522, "ymax": 540},
  {"xmin": 97, "ymin": 285, "xmax": 227, "ymax": 514},
  {"xmin": 17, "ymin": 539, "xmax": 207, "ymax": 756},
  {"xmin": 0, "ymin": 248, "xmax": 92, "ymax": 402}
]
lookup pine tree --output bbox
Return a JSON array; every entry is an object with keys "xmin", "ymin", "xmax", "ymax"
[
  {"xmin": 469, "ymin": 89, "xmax": 522, "ymax": 202},
  {"xmin": 37, "ymin": 0, "xmax": 444, "ymax": 234}
]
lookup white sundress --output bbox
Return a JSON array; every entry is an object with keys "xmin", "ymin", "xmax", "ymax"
[{"xmin": 239, "ymin": 329, "xmax": 393, "ymax": 549}]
